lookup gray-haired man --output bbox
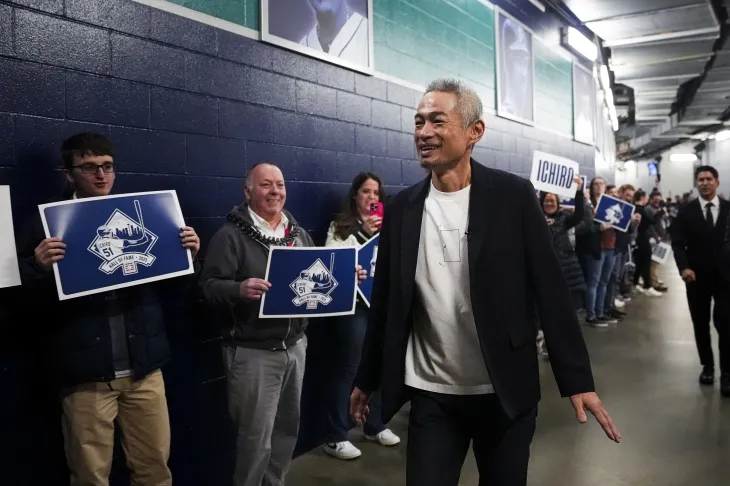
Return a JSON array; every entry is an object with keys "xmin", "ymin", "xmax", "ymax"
[
  {"xmin": 201, "ymin": 162, "xmax": 365, "ymax": 486},
  {"xmin": 351, "ymin": 79, "xmax": 619, "ymax": 485}
]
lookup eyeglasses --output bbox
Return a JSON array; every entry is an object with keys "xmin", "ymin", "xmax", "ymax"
[{"xmin": 71, "ymin": 162, "xmax": 115, "ymax": 175}]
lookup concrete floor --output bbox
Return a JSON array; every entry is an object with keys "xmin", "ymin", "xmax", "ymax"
[{"xmin": 288, "ymin": 265, "xmax": 730, "ymax": 485}]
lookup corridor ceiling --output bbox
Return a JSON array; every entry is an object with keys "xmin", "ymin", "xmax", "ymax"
[{"xmin": 562, "ymin": 0, "xmax": 729, "ymax": 160}]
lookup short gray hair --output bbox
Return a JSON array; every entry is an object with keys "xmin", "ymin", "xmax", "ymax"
[
  {"xmin": 424, "ymin": 78, "xmax": 483, "ymax": 129},
  {"xmin": 245, "ymin": 161, "xmax": 278, "ymax": 189}
]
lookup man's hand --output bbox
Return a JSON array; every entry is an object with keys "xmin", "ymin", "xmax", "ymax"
[
  {"xmin": 631, "ymin": 213, "xmax": 642, "ymax": 223},
  {"xmin": 570, "ymin": 392, "xmax": 620, "ymax": 443},
  {"xmin": 34, "ymin": 237, "xmax": 66, "ymax": 272},
  {"xmin": 681, "ymin": 268, "xmax": 696, "ymax": 282},
  {"xmin": 355, "ymin": 265, "xmax": 367, "ymax": 284},
  {"xmin": 179, "ymin": 226, "xmax": 200, "ymax": 258},
  {"xmin": 600, "ymin": 222, "xmax": 612, "ymax": 231},
  {"xmin": 239, "ymin": 278, "xmax": 271, "ymax": 301},
  {"xmin": 350, "ymin": 387, "xmax": 372, "ymax": 426}
]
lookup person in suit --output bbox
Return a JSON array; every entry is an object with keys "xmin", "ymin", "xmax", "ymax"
[
  {"xmin": 350, "ymin": 78, "xmax": 620, "ymax": 486},
  {"xmin": 671, "ymin": 165, "xmax": 730, "ymax": 396}
]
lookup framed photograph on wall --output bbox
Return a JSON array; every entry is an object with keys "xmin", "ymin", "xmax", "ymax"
[
  {"xmin": 495, "ymin": 9, "xmax": 534, "ymax": 125},
  {"xmin": 261, "ymin": 0, "xmax": 374, "ymax": 75},
  {"xmin": 573, "ymin": 62, "xmax": 596, "ymax": 145}
]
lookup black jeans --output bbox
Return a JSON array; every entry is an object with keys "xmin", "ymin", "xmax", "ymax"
[
  {"xmin": 406, "ymin": 389, "xmax": 537, "ymax": 486},
  {"xmin": 324, "ymin": 307, "xmax": 385, "ymax": 442},
  {"xmin": 633, "ymin": 246, "xmax": 652, "ymax": 289}
]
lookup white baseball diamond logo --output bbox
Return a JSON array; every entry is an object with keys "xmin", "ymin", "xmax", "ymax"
[
  {"xmin": 87, "ymin": 200, "xmax": 158, "ymax": 276},
  {"xmin": 604, "ymin": 203, "xmax": 624, "ymax": 226},
  {"xmin": 290, "ymin": 253, "xmax": 338, "ymax": 310}
]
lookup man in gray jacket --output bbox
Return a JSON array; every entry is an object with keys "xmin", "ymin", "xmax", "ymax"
[{"xmin": 201, "ymin": 162, "xmax": 364, "ymax": 486}]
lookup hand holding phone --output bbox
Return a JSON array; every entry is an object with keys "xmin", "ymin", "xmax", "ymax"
[
  {"xmin": 370, "ymin": 202, "xmax": 385, "ymax": 225},
  {"xmin": 365, "ymin": 202, "xmax": 384, "ymax": 233},
  {"xmin": 369, "ymin": 202, "xmax": 384, "ymax": 219}
]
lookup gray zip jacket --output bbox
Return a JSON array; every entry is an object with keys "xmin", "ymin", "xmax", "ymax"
[{"xmin": 200, "ymin": 202, "xmax": 314, "ymax": 350}]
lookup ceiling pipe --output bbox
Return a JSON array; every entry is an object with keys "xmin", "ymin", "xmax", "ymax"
[
  {"xmin": 619, "ymin": 1, "xmax": 729, "ymax": 160},
  {"xmin": 672, "ymin": 1, "xmax": 728, "ymax": 118}
]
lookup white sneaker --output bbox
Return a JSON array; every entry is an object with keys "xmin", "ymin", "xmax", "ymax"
[
  {"xmin": 364, "ymin": 428, "xmax": 401, "ymax": 446},
  {"xmin": 635, "ymin": 285, "xmax": 646, "ymax": 294},
  {"xmin": 614, "ymin": 299, "xmax": 625, "ymax": 308},
  {"xmin": 324, "ymin": 441, "xmax": 362, "ymax": 460},
  {"xmin": 645, "ymin": 288, "xmax": 663, "ymax": 297}
]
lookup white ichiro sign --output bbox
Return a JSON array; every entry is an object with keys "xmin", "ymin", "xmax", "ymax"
[{"xmin": 530, "ymin": 151, "xmax": 580, "ymax": 199}]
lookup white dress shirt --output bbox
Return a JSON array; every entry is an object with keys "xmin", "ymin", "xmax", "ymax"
[
  {"xmin": 699, "ymin": 195, "xmax": 720, "ymax": 226},
  {"xmin": 248, "ymin": 207, "xmax": 288, "ymax": 239}
]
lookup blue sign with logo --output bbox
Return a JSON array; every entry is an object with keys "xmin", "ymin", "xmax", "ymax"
[
  {"xmin": 594, "ymin": 194, "xmax": 635, "ymax": 233},
  {"xmin": 356, "ymin": 234, "xmax": 379, "ymax": 307},
  {"xmin": 260, "ymin": 247, "xmax": 358, "ymax": 318},
  {"xmin": 39, "ymin": 191, "xmax": 194, "ymax": 300}
]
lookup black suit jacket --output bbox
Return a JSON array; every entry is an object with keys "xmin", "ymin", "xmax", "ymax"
[
  {"xmin": 671, "ymin": 198, "xmax": 730, "ymax": 278},
  {"xmin": 357, "ymin": 160, "xmax": 595, "ymax": 421}
]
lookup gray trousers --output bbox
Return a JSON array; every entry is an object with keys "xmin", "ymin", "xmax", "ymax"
[{"xmin": 223, "ymin": 337, "xmax": 307, "ymax": 486}]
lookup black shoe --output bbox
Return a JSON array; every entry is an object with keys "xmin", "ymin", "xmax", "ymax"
[
  {"xmin": 721, "ymin": 374, "xmax": 730, "ymax": 397},
  {"xmin": 597, "ymin": 315, "xmax": 618, "ymax": 324},
  {"xmin": 699, "ymin": 367, "xmax": 714, "ymax": 386},
  {"xmin": 609, "ymin": 309, "xmax": 626, "ymax": 318},
  {"xmin": 654, "ymin": 285, "xmax": 669, "ymax": 292},
  {"xmin": 585, "ymin": 317, "xmax": 608, "ymax": 328}
]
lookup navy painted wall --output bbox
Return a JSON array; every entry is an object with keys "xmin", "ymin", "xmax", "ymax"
[{"xmin": 0, "ymin": 1, "xmax": 598, "ymax": 485}]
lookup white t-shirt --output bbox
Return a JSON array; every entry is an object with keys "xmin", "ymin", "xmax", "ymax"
[{"xmin": 405, "ymin": 183, "xmax": 494, "ymax": 395}]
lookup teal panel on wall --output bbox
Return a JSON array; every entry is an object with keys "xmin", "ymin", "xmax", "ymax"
[
  {"xmin": 533, "ymin": 39, "xmax": 572, "ymax": 136},
  {"xmin": 167, "ymin": 0, "xmax": 259, "ymax": 30},
  {"xmin": 373, "ymin": 0, "xmax": 496, "ymax": 110}
]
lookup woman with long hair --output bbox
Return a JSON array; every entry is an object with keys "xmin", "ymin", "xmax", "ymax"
[
  {"xmin": 321, "ymin": 172, "xmax": 400, "ymax": 460},
  {"xmin": 540, "ymin": 178, "xmax": 586, "ymax": 309},
  {"xmin": 575, "ymin": 177, "xmax": 618, "ymax": 327},
  {"xmin": 535, "ymin": 177, "xmax": 585, "ymax": 355}
]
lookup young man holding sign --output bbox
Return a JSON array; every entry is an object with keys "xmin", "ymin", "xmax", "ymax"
[
  {"xmin": 200, "ymin": 162, "xmax": 367, "ymax": 486},
  {"xmin": 351, "ymin": 78, "xmax": 619, "ymax": 486},
  {"xmin": 17, "ymin": 133, "xmax": 200, "ymax": 486}
]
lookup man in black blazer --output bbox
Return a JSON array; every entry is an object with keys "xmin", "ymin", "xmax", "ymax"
[
  {"xmin": 671, "ymin": 166, "xmax": 730, "ymax": 396},
  {"xmin": 350, "ymin": 78, "xmax": 619, "ymax": 486}
]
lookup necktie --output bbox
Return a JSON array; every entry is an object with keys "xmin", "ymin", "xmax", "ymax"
[{"xmin": 705, "ymin": 202, "xmax": 714, "ymax": 228}]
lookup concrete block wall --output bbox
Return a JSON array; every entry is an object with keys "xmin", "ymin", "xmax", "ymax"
[{"xmin": 0, "ymin": 1, "xmax": 598, "ymax": 484}]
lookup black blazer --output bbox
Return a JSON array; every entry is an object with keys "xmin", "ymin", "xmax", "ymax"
[
  {"xmin": 357, "ymin": 160, "xmax": 595, "ymax": 421},
  {"xmin": 671, "ymin": 197, "xmax": 730, "ymax": 278}
]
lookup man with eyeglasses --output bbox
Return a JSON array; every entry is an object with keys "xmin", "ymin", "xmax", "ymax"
[{"xmin": 17, "ymin": 132, "xmax": 200, "ymax": 486}]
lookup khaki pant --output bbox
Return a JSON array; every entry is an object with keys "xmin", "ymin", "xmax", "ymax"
[
  {"xmin": 651, "ymin": 261, "xmax": 660, "ymax": 288},
  {"xmin": 61, "ymin": 369, "xmax": 172, "ymax": 486}
]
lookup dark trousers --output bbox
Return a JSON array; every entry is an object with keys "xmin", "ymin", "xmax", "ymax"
[
  {"xmin": 406, "ymin": 389, "xmax": 536, "ymax": 486},
  {"xmin": 633, "ymin": 247, "xmax": 652, "ymax": 289},
  {"xmin": 324, "ymin": 307, "xmax": 385, "ymax": 441},
  {"xmin": 686, "ymin": 271, "xmax": 730, "ymax": 373}
]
